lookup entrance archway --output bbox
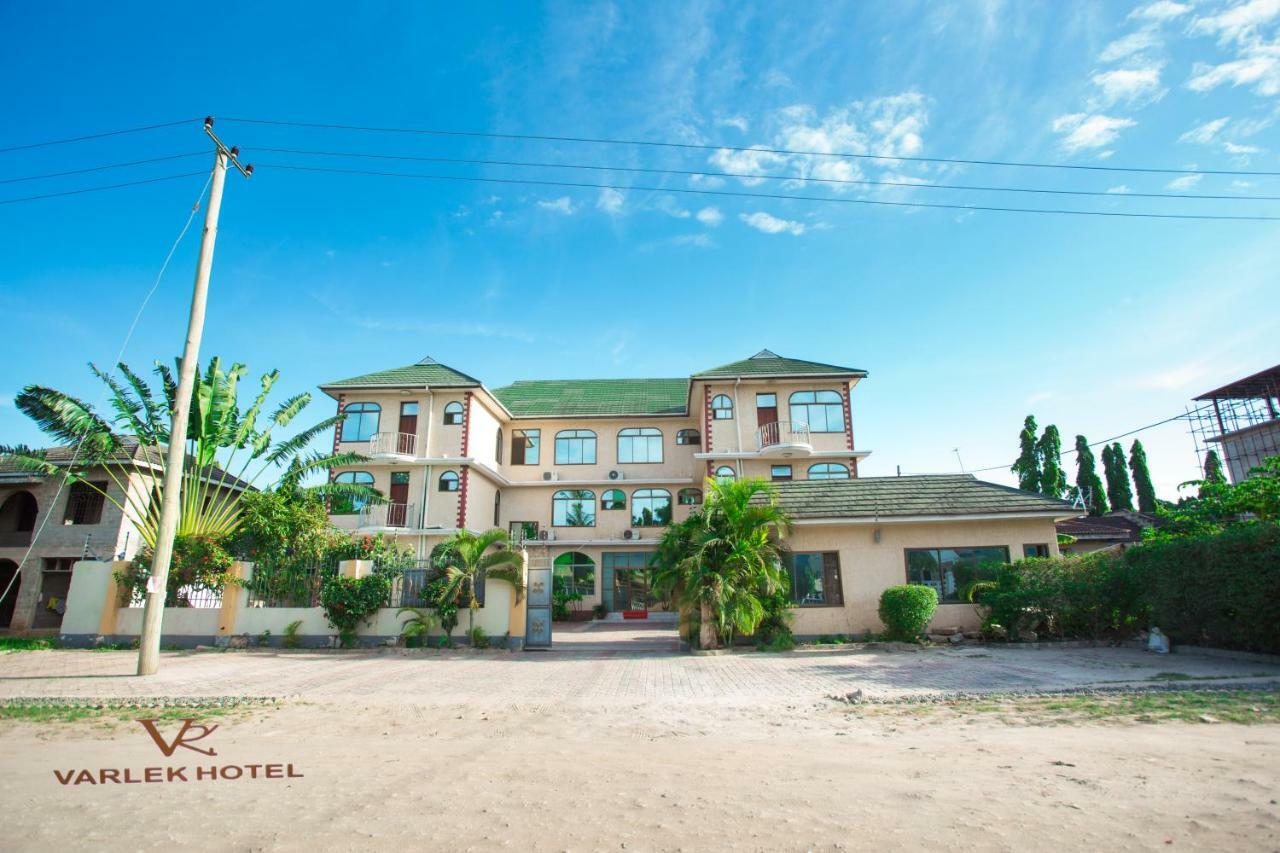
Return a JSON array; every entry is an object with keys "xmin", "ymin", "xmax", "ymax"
[
  {"xmin": 0, "ymin": 559, "xmax": 21, "ymax": 628},
  {"xmin": 0, "ymin": 491, "xmax": 38, "ymax": 548}
]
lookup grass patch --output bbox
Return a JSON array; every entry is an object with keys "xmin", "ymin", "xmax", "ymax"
[
  {"xmin": 0, "ymin": 699, "xmax": 271, "ymax": 726},
  {"xmin": 862, "ymin": 690, "xmax": 1280, "ymax": 725},
  {"xmin": 0, "ymin": 637, "xmax": 60, "ymax": 652}
]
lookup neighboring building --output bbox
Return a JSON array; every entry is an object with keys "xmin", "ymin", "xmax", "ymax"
[
  {"xmin": 1057, "ymin": 511, "xmax": 1166, "ymax": 556},
  {"xmin": 0, "ymin": 440, "xmax": 249, "ymax": 634},
  {"xmin": 321, "ymin": 350, "xmax": 1076, "ymax": 635},
  {"xmin": 1190, "ymin": 364, "xmax": 1280, "ymax": 483}
]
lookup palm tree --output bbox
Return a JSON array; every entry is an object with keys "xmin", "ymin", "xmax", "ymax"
[
  {"xmin": 651, "ymin": 478, "xmax": 791, "ymax": 650},
  {"xmin": 432, "ymin": 528, "xmax": 526, "ymax": 638}
]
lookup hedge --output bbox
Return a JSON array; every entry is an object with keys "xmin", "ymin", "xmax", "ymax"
[{"xmin": 878, "ymin": 585, "xmax": 938, "ymax": 641}]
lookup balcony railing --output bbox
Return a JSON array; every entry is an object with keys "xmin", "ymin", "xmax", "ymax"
[
  {"xmin": 359, "ymin": 502, "xmax": 418, "ymax": 530},
  {"xmin": 368, "ymin": 431, "xmax": 417, "ymax": 458},
  {"xmin": 755, "ymin": 421, "xmax": 812, "ymax": 453}
]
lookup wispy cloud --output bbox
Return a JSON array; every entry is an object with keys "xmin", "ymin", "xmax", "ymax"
[
  {"xmin": 596, "ymin": 188, "xmax": 625, "ymax": 215},
  {"xmin": 718, "ymin": 116, "xmax": 749, "ymax": 132},
  {"xmin": 1188, "ymin": 49, "xmax": 1280, "ymax": 97},
  {"xmin": 1166, "ymin": 173, "xmax": 1203, "ymax": 190},
  {"xmin": 1106, "ymin": 185, "xmax": 1132, "ymax": 194},
  {"xmin": 1090, "ymin": 64, "xmax": 1166, "ymax": 105},
  {"xmin": 695, "ymin": 206, "xmax": 723, "ymax": 226},
  {"xmin": 1099, "ymin": 30, "xmax": 1161, "ymax": 63},
  {"xmin": 1224, "ymin": 140, "xmax": 1264, "ymax": 154},
  {"xmin": 1178, "ymin": 116, "xmax": 1231, "ymax": 144},
  {"xmin": 1129, "ymin": 1, "xmax": 1191, "ymax": 22},
  {"xmin": 1190, "ymin": 0, "xmax": 1280, "ymax": 45},
  {"xmin": 537, "ymin": 196, "xmax": 576, "ymax": 214},
  {"xmin": 1051, "ymin": 113, "xmax": 1137, "ymax": 152},
  {"xmin": 739, "ymin": 211, "xmax": 806, "ymax": 235}
]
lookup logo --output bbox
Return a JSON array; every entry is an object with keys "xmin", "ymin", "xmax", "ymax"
[{"xmin": 137, "ymin": 718, "xmax": 219, "ymax": 757}]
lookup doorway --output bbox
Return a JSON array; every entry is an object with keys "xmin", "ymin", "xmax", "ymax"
[
  {"xmin": 389, "ymin": 471, "xmax": 410, "ymax": 527},
  {"xmin": 756, "ymin": 392, "xmax": 778, "ymax": 445},
  {"xmin": 398, "ymin": 402, "xmax": 419, "ymax": 454},
  {"xmin": 0, "ymin": 559, "xmax": 20, "ymax": 628}
]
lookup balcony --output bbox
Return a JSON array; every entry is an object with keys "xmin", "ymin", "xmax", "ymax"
[
  {"xmin": 755, "ymin": 421, "xmax": 812, "ymax": 457},
  {"xmin": 358, "ymin": 502, "xmax": 418, "ymax": 531},
  {"xmin": 367, "ymin": 431, "xmax": 417, "ymax": 460}
]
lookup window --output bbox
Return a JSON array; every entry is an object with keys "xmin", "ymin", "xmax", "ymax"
[
  {"xmin": 631, "ymin": 489, "xmax": 672, "ymax": 527},
  {"xmin": 493, "ymin": 491, "xmax": 501, "ymax": 527},
  {"xmin": 711, "ymin": 394, "xmax": 734, "ymax": 420},
  {"xmin": 714, "ymin": 466, "xmax": 736, "ymax": 483},
  {"xmin": 905, "ymin": 547, "xmax": 1010, "ymax": 603},
  {"xmin": 401, "ymin": 402, "xmax": 419, "ymax": 417},
  {"xmin": 618, "ymin": 427, "xmax": 663, "ymax": 464},
  {"xmin": 554, "ymin": 551, "xmax": 596, "ymax": 598},
  {"xmin": 331, "ymin": 471, "xmax": 375, "ymax": 514},
  {"xmin": 511, "ymin": 429, "xmax": 540, "ymax": 465},
  {"xmin": 495, "ymin": 430, "xmax": 503, "ymax": 464},
  {"xmin": 676, "ymin": 429, "xmax": 701, "ymax": 446},
  {"xmin": 555, "ymin": 430, "xmax": 597, "ymax": 465},
  {"xmin": 552, "ymin": 490, "xmax": 596, "ymax": 526},
  {"xmin": 807, "ymin": 463, "xmax": 850, "ymax": 480},
  {"xmin": 789, "ymin": 390, "xmax": 845, "ymax": 433},
  {"xmin": 601, "ymin": 489, "xmax": 626, "ymax": 511},
  {"xmin": 438, "ymin": 470, "xmax": 460, "ymax": 492},
  {"xmin": 63, "ymin": 481, "xmax": 106, "ymax": 525},
  {"xmin": 509, "ymin": 521, "xmax": 538, "ymax": 543},
  {"xmin": 442, "ymin": 401, "xmax": 464, "ymax": 425},
  {"xmin": 340, "ymin": 402, "xmax": 380, "ymax": 442},
  {"xmin": 678, "ymin": 488, "xmax": 702, "ymax": 505},
  {"xmin": 1023, "ymin": 543, "xmax": 1050, "ymax": 559},
  {"xmin": 757, "ymin": 392, "xmax": 777, "ymax": 409},
  {"xmin": 770, "ymin": 465, "xmax": 793, "ymax": 482},
  {"xmin": 786, "ymin": 552, "xmax": 843, "ymax": 607}
]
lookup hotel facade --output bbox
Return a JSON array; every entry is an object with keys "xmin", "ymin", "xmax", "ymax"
[{"xmin": 321, "ymin": 350, "xmax": 1075, "ymax": 637}]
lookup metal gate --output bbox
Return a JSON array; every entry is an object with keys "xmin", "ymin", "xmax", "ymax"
[{"xmin": 524, "ymin": 553, "xmax": 552, "ymax": 650}]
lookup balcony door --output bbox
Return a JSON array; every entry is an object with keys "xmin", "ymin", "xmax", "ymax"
[
  {"xmin": 389, "ymin": 471, "xmax": 410, "ymax": 527},
  {"xmin": 398, "ymin": 402, "xmax": 419, "ymax": 454},
  {"xmin": 756, "ymin": 392, "xmax": 778, "ymax": 446}
]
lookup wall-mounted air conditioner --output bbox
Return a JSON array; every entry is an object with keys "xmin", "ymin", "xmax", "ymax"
[
  {"xmin": 542, "ymin": 471, "xmax": 560, "ymax": 482},
  {"xmin": 608, "ymin": 470, "xmax": 624, "ymax": 480},
  {"xmin": 539, "ymin": 529, "xmax": 556, "ymax": 541}
]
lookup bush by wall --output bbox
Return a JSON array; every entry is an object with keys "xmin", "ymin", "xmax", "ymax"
[
  {"xmin": 878, "ymin": 585, "xmax": 938, "ymax": 641},
  {"xmin": 320, "ymin": 574, "xmax": 392, "ymax": 647}
]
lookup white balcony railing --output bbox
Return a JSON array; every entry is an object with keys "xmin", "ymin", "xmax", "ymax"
[
  {"xmin": 359, "ymin": 502, "xmax": 417, "ymax": 530},
  {"xmin": 755, "ymin": 421, "xmax": 812, "ymax": 453},
  {"xmin": 367, "ymin": 431, "xmax": 417, "ymax": 458}
]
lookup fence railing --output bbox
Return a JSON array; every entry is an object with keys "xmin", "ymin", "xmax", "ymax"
[
  {"xmin": 368, "ymin": 431, "xmax": 417, "ymax": 457},
  {"xmin": 245, "ymin": 560, "xmax": 338, "ymax": 608},
  {"xmin": 127, "ymin": 585, "xmax": 223, "ymax": 608},
  {"xmin": 755, "ymin": 420, "xmax": 811, "ymax": 450},
  {"xmin": 359, "ymin": 502, "xmax": 417, "ymax": 530}
]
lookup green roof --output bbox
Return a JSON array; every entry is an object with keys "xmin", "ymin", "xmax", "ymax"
[
  {"xmin": 765, "ymin": 475, "xmax": 1075, "ymax": 520},
  {"xmin": 694, "ymin": 349, "xmax": 866, "ymax": 379},
  {"xmin": 493, "ymin": 378, "xmax": 690, "ymax": 417},
  {"xmin": 321, "ymin": 357, "xmax": 481, "ymax": 390}
]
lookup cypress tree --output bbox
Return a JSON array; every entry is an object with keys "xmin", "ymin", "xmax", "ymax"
[
  {"xmin": 1200, "ymin": 450, "xmax": 1226, "ymax": 497},
  {"xmin": 1011, "ymin": 415, "xmax": 1041, "ymax": 493},
  {"xmin": 1074, "ymin": 435, "xmax": 1108, "ymax": 516},
  {"xmin": 1128, "ymin": 439, "xmax": 1157, "ymax": 512},
  {"xmin": 1037, "ymin": 425, "xmax": 1067, "ymax": 498},
  {"xmin": 1103, "ymin": 442, "xmax": 1135, "ymax": 511}
]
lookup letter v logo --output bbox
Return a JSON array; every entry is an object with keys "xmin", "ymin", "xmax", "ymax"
[{"xmin": 137, "ymin": 718, "xmax": 219, "ymax": 756}]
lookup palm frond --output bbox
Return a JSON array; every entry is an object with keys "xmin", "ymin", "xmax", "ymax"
[
  {"xmin": 263, "ymin": 415, "xmax": 341, "ymax": 466},
  {"xmin": 271, "ymin": 392, "xmax": 311, "ymax": 428},
  {"xmin": 14, "ymin": 386, "xmax": 122, "ymax": 461}
]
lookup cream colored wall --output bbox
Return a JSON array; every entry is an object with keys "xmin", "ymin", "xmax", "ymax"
[
  {"xmin": 115, "ymin": 606, "xmax": 221, "ymax": 636},
  {"xmin": 496, "ymin": 416, "xmax": 700, "ymax": 482},
  {"xmin": 464, "ymin": 468, "xmax": 499, "ymax": 530},
  {"xmin": 467, "ymin": 394, "xmax": 504, "ymax": 469},
  {"xmin": 330, "ymin": 390, "xmax": 472, "ymax": 459},
  {"xmin": 498, "ymin": 483, "xmax": 698, "ymax": 541},
  {"xmin": 785, "ymin": 516, "xmax": 1061, "ymax": 636},
  {"xmin": 693, "ymin": 379, "xmax": 852, "ymax": 456}
]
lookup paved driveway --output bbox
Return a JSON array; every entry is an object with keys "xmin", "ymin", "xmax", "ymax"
[{"xmin": 2, "ymin": 644, "xmax": 1276, "ymax": 707}]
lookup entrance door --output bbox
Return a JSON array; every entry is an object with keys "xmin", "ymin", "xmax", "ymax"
[
  {"xmin": 756, "ymin": 392, "xmax": 778, "ymax": 446},
  {"xmin": 398, "ymin": 403, "xmax": 419, "ymax": 455},
  {"xmin": 525, "ymin": 558, "xmax": 553, "ymax": 649},
  {"xmin": 0, "ymin": 559, "xmax": 19, "ymax": 628},
  {"xmin": 388, "ymin": 472, "xmax": 410, "ymax": 527}
]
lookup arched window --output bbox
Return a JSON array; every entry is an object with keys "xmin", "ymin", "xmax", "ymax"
[
  {"xmin": 631, "ymin": 489, "xmax": 672, "ymax": 527},
  {"xmin": 677, "ymin": 488, "xmax": 702, "ymax": 506},
  {"xmin": 714, "ymin": 466, "xmax": 737, "ymax": 483},
  {"xmin": 676, "ymin": 429, "xmax": 701, "ymax": 446},
  {"xmin": 789, "ymin": 391, "xmax": 845, "ymax": 433},
  {"xmin": 618, "ymin": 427, "xmax": 663, "ymax": 464},
  {"xmin": 807, "ymin": 463, "xmax": 850, "ymax": 480},
  {"xmin": 552, "ymin": 490, "xmax": 596, "ymax": 527},
  {"xmin": 554, "ymin": 552, "xmax": 596, "ymax": 598},
  {"xmin": 601, "ymin": 489, "xmax": 626, "ymax": 510},
  {"xmin": 554, "ymin": 430, "xmax": 597, "ymax": 465},
  {"xmin": 331, "ymin": 471, "xmax": 376, "ymax": 513},
  {"xmin": 711, "ymin": 394, "xmax": 734, "ymax": 420},
  {"xmin": 0, "ymin": 491, "xmax": 39, "ymax": 540},
  {"xmin": 442, "ymin": 401, "xmax": 464, "ymax": 425},
  {"xmin": 439, "ymin": 470, "xmax": 460, "ymax": 492},
  {"xmin": 495, "ymin": 430, "xmax": 503, "ymax": 463},
  {"xmin": 341, "ymin": 403, "xmax": 380, "ymax": 442},
  {"xmin": 493, "ymin": 490, "xmax": 501, "ymax": 526}
]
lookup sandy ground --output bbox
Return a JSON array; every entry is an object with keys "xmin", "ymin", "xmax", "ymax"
[{"xmin": 2, "ymin": 696, "xmax": 1277, "ymax": 852}]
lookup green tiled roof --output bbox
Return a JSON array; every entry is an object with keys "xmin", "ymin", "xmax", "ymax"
[
  {"xmin": 764, "ymin": 475, "xmax": 1075, "ymax": 520},
  {"xmin": 694, "ymin": 349, "xmax": 866, "ymax": 379},
  {"xmin": 493, "ymin": 378, "xmax": 690, "ymax": 417},
  {"xmin": 321, "ymin": 357, "xmax": 481, "ymax": 390}
]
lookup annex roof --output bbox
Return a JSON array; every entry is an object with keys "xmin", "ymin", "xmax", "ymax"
[
  {"xmin": 320, "ymin": 356, "xmax": 482, "ymax": 392},
  {"xmin": 693, "ymin": 349, "xmax": 867, "ymax": 379},
  {"xmin": 764, "ymin": 474, "xmax": 1075, "ymax": 520},
  {"xmin": 0, "ymin": 438, "xmax": 253, "ymax": 491},
  {"xmin": 1193, "ymin": 364, "xmax": 1280, "ymax": 401},
  {"xmin": 492, "ymin": 378, "xmax": 690, "ymax": 418}
]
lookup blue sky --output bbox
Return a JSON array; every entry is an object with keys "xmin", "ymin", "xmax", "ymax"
[{"xmin": 1, "ymin": 0, "xmax": 1277, "ymax": 498}]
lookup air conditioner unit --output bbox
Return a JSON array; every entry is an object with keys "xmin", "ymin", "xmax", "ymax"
[
  {"xmin": 622, "ymin": 529, "xmax": 634, "ymax": 540},
  {"xmin": 542, "ymin": 471, "xmax": 553, "ymax": 481},
  {"xmin": 538, "ymin": 529, "xmax": 555, "ymax": 541},
  {"xmin": 608, "ymin": 470, "xmax": 624, "ymax": 480},
  {"xmin": 632, "ymin": 530, "xmax": 642, "ymax": 540}
]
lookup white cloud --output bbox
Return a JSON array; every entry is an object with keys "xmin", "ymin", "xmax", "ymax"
[
  {"xmin": 1190, "ymin": 0, "xmax": 1280, "ymax": 45},
  {"xmin": 739, "ymin": 211, "xmax": 806, "ymax": 235},
  {"xmin": 695, "ymin": 206, "xmax": 723, "ymax": 226},
  {"xmin": 1129, "ymin": 1, "xmax": 1191, "ymax": 21},
  {"xmin": 1106, "ymin": 185, "xmax": 1132, "ymax": 194},
  {"xmin": 708, "ymin": 145, "xmax": 787, "ymax": 184},
  {"xmin": 1188, "ymin": 48, "xmax": 1280, "ymax": 97},
  {"xmin": 537, "ymin": 196, "xmax": 576, "ymax": 215},
  {"xmin": 718, "ymin": 116, "xmax": 749, "ymax": 132},
  {"xmin": 1099, "ymin": 30, "xmax": 1161, "ymax": 63},
  {"xmin": 671, "ymin": 233, "xmax": 715, "ymax": 248},
  {"xmin": 1231, "ymin": 179, "xmax": 1256, "ymax": 189},
  {"xmin": 652, "ymin": 196, "xmax": 691, "ymax": 219},
  {"xmin": 596, "ymin": 188, "xmax": 625, "ymax": 215},
  {"xmin": 1090, "ymin": 65, "xmax": 1165, "ymax": 105},
  {"xmin": 1166, "ymin": 173, "xmax": 1204, "ymax": 190},
  {"xmin": 1179, "ymin": 117, "xmax": 1231, "ymax": 144},
  {"xmin": 1224, "ymin": 141, "xmax": 1264, "ymax": 154},
  {"xmin": 1051, "ymin": 113, "xmax": 1137, "ymax": 152}
]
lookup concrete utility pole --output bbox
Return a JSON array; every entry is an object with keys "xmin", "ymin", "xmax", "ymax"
[{"xmin": 137, "ymin": 118, "xmax": 251, "ymax": 676}]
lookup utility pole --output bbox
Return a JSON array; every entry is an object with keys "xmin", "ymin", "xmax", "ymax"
[{"xmin": 137, "ymin": 118, "xmax": 251, "ymax": 676}]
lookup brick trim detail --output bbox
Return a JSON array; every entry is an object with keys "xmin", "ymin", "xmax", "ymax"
[
  {"xmin": 457, "ymin": 465, "xmax": 470, "ymax": 529},
  {"xmin": 703, "ymin": 386, "xmax": 713, "ymax": 452},
  {"xmin": 329, "ymin": 394, "xmax": 346, "ymax": 482},
  {"xmin": 459, "ymin": 391, "xmax": 473, "ymax": 457},
  {"xmin": 842, "ymin": 385, "xmax": 854, "ymax": 451}
]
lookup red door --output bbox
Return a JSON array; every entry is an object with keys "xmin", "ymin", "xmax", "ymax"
[
  {"xmin": 398, "ymin": 403, "xmax": 418, "ymax": 455},
  {"xmin": 756, "ymin": 393, "xmax": 778, "ymax": 445},
  {"xmin": 389, "ymin": 472, "xmax": 410, "ymax": 526}
]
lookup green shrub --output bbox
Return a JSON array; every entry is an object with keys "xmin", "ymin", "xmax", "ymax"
[
  {"xmin": 975, "ymin": 554, "xmax": 1146, "ymax": 642},
  {"xmin": 319, "ymin": 573, "xmax": 391, "ymax": 647},
  {"xmin": 878, "ymin": 585, "xmax": 938, "ymax": 641},
  {"xmin": 424, "ymin": 577, "xmax": 459, "ymax": 640},
  {"xmin": 468, "ymin": 626, "xmax": 490, "ymax": 649},
  {"xmin": 282, "ymin": 620, "xmax": 303, "ymax": 649},
  {"xmin": 753, "ymin": 586, "xmax": 795, "ymax": 651},
  {"xmin": 117, "ymin": 535, "xmax": 235, "ymax": 606}
]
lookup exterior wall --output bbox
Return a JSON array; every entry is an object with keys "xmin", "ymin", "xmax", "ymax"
[
  {"xmin": 785, "ymin": 516, "xmax": 1061, "ymax": 637},
  {"xmin": 498, "ymin": 483, "xmax": 699, "ymax": 543},
  {"xmin": 497, "ymin": 416, "xmax": 700, "ymax": 482}
]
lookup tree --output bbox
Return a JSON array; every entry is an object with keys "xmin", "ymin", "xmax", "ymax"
[
  {"xmin": 1201, "ymin": 450, "xmax": 1226, "ymax": 496},
  {"xmin": 1129, "ymin": 439, "xmax": 1157, "ymax": 512},
  {"xmin": 1102, "ymin": 442, "xmax": 1134, "ymax": 512},
  {"xmin": 1153, "ymin": 454, "xmax": 1280, "ymax": 539},
  {"xmin": 1037, "ymin": 425, "xmax": 1067, "ymax": 498},
  {"xmin": 432, "ymin": 528, "xmax": 525, "ymax": 638},
  {"xmin": 1011, "ymin": 415, "xmax": 1041, "ymax": 493},
  {"xmin": 1074, "ymin": 436, "xmax": 1108, "ymax": 516}
]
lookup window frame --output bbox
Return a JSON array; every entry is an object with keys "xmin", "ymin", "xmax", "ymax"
[
  {"xmin": 677, "ymin": 488, "xmax": 702, "ymax": 506},
  {"xmin": 340, "ymin": 402, "xmax": 381, "ymax": 442},
  {"xmin": 807, "ymin": 462, "xmax": 850, "ymax": 480},
  {"xmin": 442, "ymin": 401, "xmax": 465, "ymax": 426},
  {"xmin": 630, "ymin": 488, "xmax": 672, "ymax": 527},
  {"xmin": 710, "ymin": 394, "xmax": 734, "ymax": 420},
  {"xmin": 617, "ymin": 427, "xmax": 664, "ymax": 464},
  {"xmin": 511, "ymin": 428, "xmax": 540, "ymax": 465},
  {"xmin": 713, "ymin": 465, "xmax": 737, "ymax": 483},
  {"xmin": 1023, "ymin": 543, "xmax": 1050, "ymax": 559},
  {"xmin": 438, "ymin": 470, "xmax": 460, "ymax": 492},
  {"xmin": 331, "ymin": 471, "xmax": 376, "ymax": 514},
  {"xmin": 552, "ymin": 489, "xmax": 597, "ymax": 527},
  {"xmin": 553, "ymin": 551, "xmax": 597, "ymax": 598},
  {"xmin": 601, "ymin": 489, "xmax": 626, "ymax": 511},
  {"xmin": 789, "ymin": 390, "xmax": 845, "ymax": 433},
  {"xmin": 554, "ymin": 429, "xmax": 597, "ymax": 465},
  {"xmin": 770, "ymin": 465, "xmax": 793, "ymax": 482},
  {"xmin": 904, "ymin": 546, "xmax": 1011, "ymax": 604},
  {"xmin": 675, "ymin": 429, "xmax": 701, "ymax": 446},
  {"xmin": 63, "ymin": 480, "xmax": 107, "ymax": 525},
  {"xmin": 786, "ymin": 551, "xmax": 844, "ymax": 608}
]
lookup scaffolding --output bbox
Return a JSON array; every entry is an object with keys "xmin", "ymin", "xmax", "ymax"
[{"xmin": 1188, "ymin": 364, "xmax": 1280, "ymax": 483}]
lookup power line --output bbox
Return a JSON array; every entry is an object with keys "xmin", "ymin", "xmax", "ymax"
[
  {"xmin": 0, "ymin": 172, "xmax": 207, "ymax": 205},
  {"xmin": 244, "ymin": 145, "xmax": 1280, "ymax": 202},
  {"xmin": 0, "ymin": 118, "xmax": 201, "ymax": 154},
  {"xmin": 222, "ymin": 116, "xmax": 1280, "ymax": 178},
  {"xmin": 255, "ymin": 162, "xmax": 1280, "ymax": 222},
  {"xmin": 0, "ymin": 152, "xmax": 207, "ymax": 185}
]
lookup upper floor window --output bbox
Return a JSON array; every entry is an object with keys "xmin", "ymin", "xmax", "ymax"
[
  {"xmin": 677, "ymin": 488, "xmax": 702, "ymax": 506},
  {"xmin": 789, "ymin": 391, "xmax": 844, "ymax": 433},
  {"xmin": 711, "ymin": 394, "xmax": 734, "ymax": 420},
  {"xmin": 676, "ymin": 429, "xmax": 701, "ymax": 446},
  {"xmin": 770, "ymin": 465, "xmax": 793, "ymax": 482},
  {"xmin": 64, "ymin": 480, "xmax": 106, "ymax": 525},
  {"xmin": 494, "ymin": 491, "xmax": 502, "ymax": 527},
  {"xmin": 555, "ymin": 430, "xmax": 597, "ymax": 465},
  {"xmin": 331, "ymin": 471, "xmax": 375, "ymax": 514},
  {"xmin": 714, "ymin": 466, "xmax": 737, "ymax": 483},
  {"xmin": 439, "ymin": 470, "xmax": 460, "ymax": 492},
  {"xmin": 618, "ymin": 427, "xmax": 663, "ymax": 464},
  {"xmin": 552, "ymin": 489, "xmax": 596, "ymax": 527},
  {"xmin": 601, "ymin": 489, "xmax": 626, "ymax": 511},
  {"xmin": 495, "ymin": 431, "xmax": 503, "ymax": 464},
  {"xmin": 631, "ymin": 489, "xmax": 672, "ymax": 527},
  {"xmin": 807, "ymin": 463, "xmax": 850, "ymax": 480},
  {"xmin": 341, "ymin": 402, "xmax": 380, "ymax": 442},
  {"xmin": 442, "ymin": 401, "xmax": 464, "ymax": 425},
  {"xmin": 511, "ymin": 429, "xmax": 540, "ymax": 465}
]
